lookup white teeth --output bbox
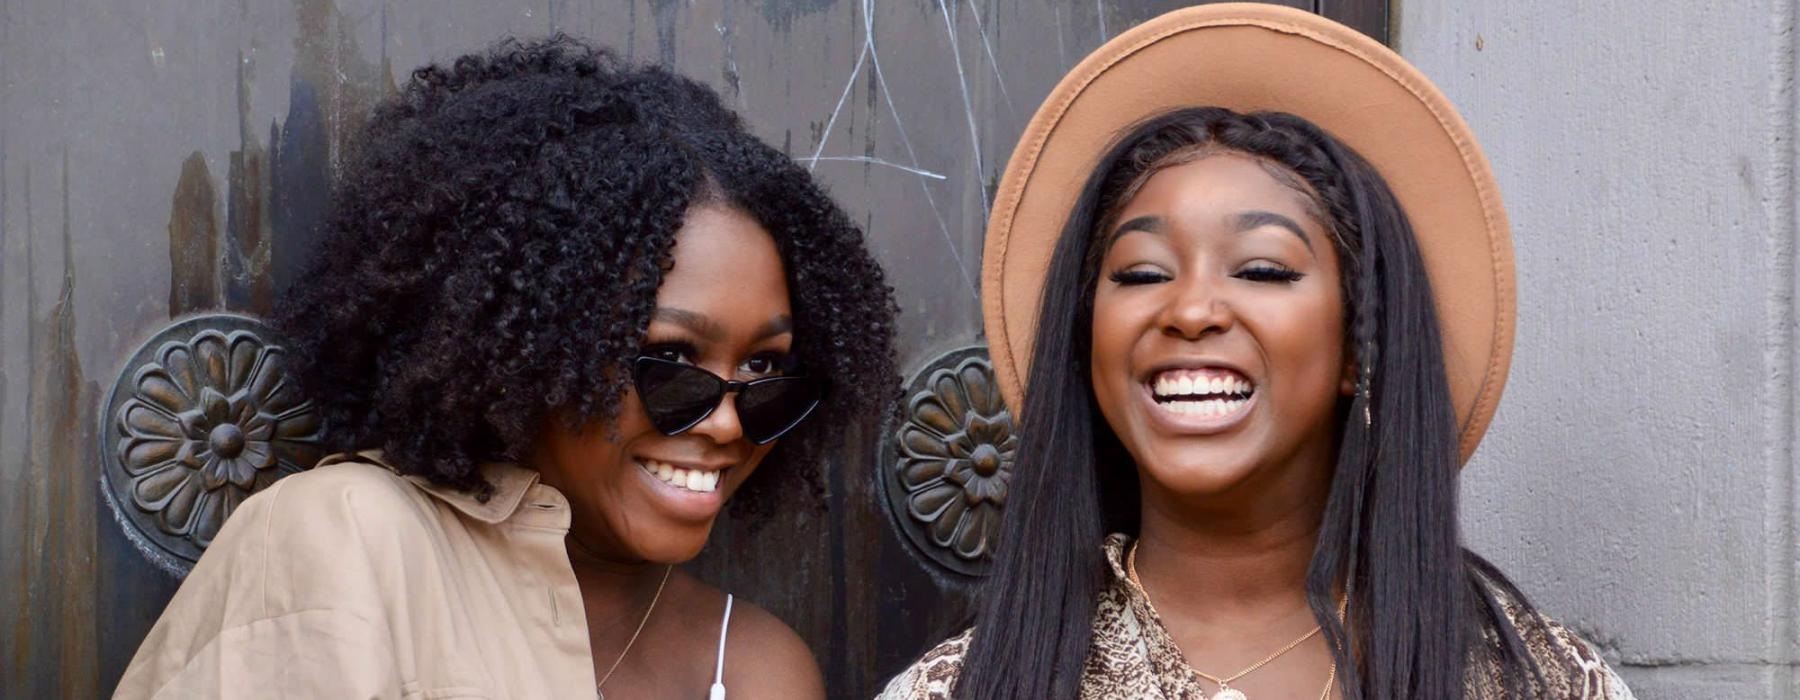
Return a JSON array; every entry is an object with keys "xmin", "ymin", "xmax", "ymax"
[
  {"xmin": 1150, "ymin": 369, "xmax": 1256, "ymax": 399},
  {"xmin": 1154, "ymin": 395, "xmax": 1249, "ymax": 419},
  {"xmin": 641, "ymin": 459, "xmax": 722, "ymax": 494}
]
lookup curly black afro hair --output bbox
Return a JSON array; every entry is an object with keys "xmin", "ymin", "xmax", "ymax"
[{"xmin": 274, "ymin": 35, "xmax": 899, "ymax": 519}]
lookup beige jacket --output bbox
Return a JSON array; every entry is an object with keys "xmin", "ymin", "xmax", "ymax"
[{"xmin": 115, "ymin": 454, "xmax": 598, "ymax": 699}]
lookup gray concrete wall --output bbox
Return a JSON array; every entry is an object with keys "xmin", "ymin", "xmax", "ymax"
[{"xmin": 1401, "ymin": 1, "xmax": 1799, "ymax": 698}]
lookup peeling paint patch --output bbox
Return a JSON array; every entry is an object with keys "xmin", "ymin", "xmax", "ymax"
[
  {"xmin": 167, "ymin": 152, "xmax": 219, "ymax": 318},
  {"xmin": 649, "ymin": 0, "xmax": 679, "ymax": 66},
  {"xmin": 272, "ymin": 0, "xmax": 388, "ymax": 294},
  {"xmin": 225, "ymin": 50, "xmax": 274, "ymax": 315},
  {"xmin": 17, "ymin": 153, "xmax": 98, "ymax": 698}
]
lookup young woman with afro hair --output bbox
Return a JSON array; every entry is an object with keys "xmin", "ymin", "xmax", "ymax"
[{"xmin": 116, "ymin": 36, "xmax": 896, "ymax": 699}]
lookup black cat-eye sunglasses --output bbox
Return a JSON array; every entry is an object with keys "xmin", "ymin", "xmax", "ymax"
[{"xmin": 631, "ymin": 356, "xmax": 824, "ymax": 445}]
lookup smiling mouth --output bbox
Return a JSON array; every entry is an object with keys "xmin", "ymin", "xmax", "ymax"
[
  {"xmin": 1148, "ymin": 367, "xmax": 1256, "ymax": 418},
  {"xmin": 638, "ymin": 458, "xmax": 725, "ymax": 494}
]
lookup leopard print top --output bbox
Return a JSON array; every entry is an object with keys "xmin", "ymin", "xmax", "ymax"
[{"xmin": 878, "ymin": 535, "xmax": 1634, "ymax": 700}]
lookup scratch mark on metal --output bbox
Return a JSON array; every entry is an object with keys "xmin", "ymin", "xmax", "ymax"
[
  {"xmin": 20, "ymin": 165, "xmax": 33, "ymax": 583},
  {"xmin": 1096, "ymin": 0, "xmax": 1108, "ymax": 40},
  {"xmin": 803, "ymin": 20, "xmax": 869, "ymax": 171},
  {"xmin": 379, "ymin": 0, "xmax": 388, "ymax": 72},
  {"xmin": 964, "ymin": 0, "xmax": 1013, "ymax": 115},
  {"xmin": 810, "ymin": 157, "xmax": 947, "ymax": 180},
  {"xmin": 717, "ymin": 5, "xmax": 744, "ymax": 109},
  {"xmin": 935, "ymin": 0, "xmax": 990, "ymax": 219},
  {"xmin": 1052, "ymin": 7, "xmax": 1070, "ymax": 70},
  {"xmin": 866, "ymin": 0, "xmax": 977, "ymax": 300}
]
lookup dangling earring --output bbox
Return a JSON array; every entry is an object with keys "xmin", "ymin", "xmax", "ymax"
[{"xmin": 1357, "ymin": 361, "xmax": 1374, "ymax": 429}]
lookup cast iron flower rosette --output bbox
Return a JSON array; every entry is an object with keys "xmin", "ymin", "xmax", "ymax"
[
  {"xmin": 100, "ymin": 313, "xmax": 324, "ymax": 576},
  {"xmin": 879, "ymin": 345, "xmax": 1016, "ymax": 577}
]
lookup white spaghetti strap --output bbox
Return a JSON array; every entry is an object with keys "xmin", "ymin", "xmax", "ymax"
[{"xmin": 709, "ymin": 594, "xmax": 734, "ymax": 700}]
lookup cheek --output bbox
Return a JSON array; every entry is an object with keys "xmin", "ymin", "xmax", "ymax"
[
  {"xmin": 1089, "ymin": 291, "xmax": 1150, "ymax": 372},
  {"xmin": 1253, "ymin": 294, "xmax": 1347, "ymax": 398},
  {"xmin": 1088, "ymin": 299, "xmax": 1132, "ymax": 403},
  {"xmin": 613, "ymin": 387, "xmax": 659, "ymax": 437},
  {"xmin": 543, "ymin": 394, "xmax": 661, "ymax": 493}
]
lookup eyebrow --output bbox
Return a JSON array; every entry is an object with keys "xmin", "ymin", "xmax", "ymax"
[
  {"xmin": 1107, "ymin": 215, "xmax": 1163, "ymax": 244},
  {"xmin": 1235, "ymin": 210, "xmax": 1314, "ymax": 253},
  {"xmin": 1107, "ymin": 211, "xmax": 1314, "ymax": 254},
  {"xmin": 653, "ymin": 307, "xmax": 792, "ymax": 341}
]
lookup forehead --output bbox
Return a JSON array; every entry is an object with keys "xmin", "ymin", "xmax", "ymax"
[
  {"xmin": 1114, "ymin": 152, "xmax": 1323, "ymax": 225},
  {"xmin": 655, "ymin": 205, "xmax": 791, "ymax": 319}
]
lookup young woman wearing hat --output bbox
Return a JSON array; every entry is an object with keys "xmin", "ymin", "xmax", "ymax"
[
  {"xmin": 881, "ymin": 5, "xmax": 1631, "ymax": 700},
  {"xmin": 115, "ymin": 37, "xmax": 897, "ymax": 698}
]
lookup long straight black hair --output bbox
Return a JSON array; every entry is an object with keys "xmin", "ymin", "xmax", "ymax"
[{"xmin": 954, "ymin": 108, "xmax": 1548, "ymax": 699}]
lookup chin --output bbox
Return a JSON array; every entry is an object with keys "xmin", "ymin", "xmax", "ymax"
[
  {"xmin": 1152, "ymin": 464, "xmax": 1252, "ymax": 496},
  {"xmin": 633, "ymin": 523, "xmax": 716, "ymax": 564},
  {"xmin": 1141, "ymin": 453, "xmax": 1258, "ymax": 497}
]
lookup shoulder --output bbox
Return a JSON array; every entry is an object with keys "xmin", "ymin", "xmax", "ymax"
[
  {"xmin": 1518, "ymin": 610, "xmax": 1636, "ymax": 699},
  {"xmin": 262, "ymin": 459, "xmax": 427, "ymax": 512},
  {"xmin": 187, "ymin": 460, "xmax": 445, "ymax": 604},
  {"xmin": 187, "ymin": 460, "xmax": 423, "ymax": 562},
  {"xmin": 666, "ymin": 574, "xmax": 824, "ymax": 699},
  {"xmin": 718, "ymin": 590, "xmax": 825, "ymax": 698},
  {"xmin": 246, "ymin": 459, "xmax": 440, "ymax": 541},
  {"xmin": 875, "ymin": 628, "xmax": 974, "ymax": 700},
  {"xmin": 1474, "ymin": 580, "xmax": 1636, "ymax": 699},
  {"xmin": 115, "ymin": 461, "xmax": 429, "ymax": 695}
]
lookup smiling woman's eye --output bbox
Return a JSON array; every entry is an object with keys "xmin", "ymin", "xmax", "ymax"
[
  {"xmin": 1236, "ymin": 262, "xmax": 1305, "ymax": 284},
  {"xmin": 642, "ymin": 342, "xmax": 696, "ymax": 365},
  {"xmin": 1107, "ymin": 268, "xmax": 1172, "ymax": 286}
]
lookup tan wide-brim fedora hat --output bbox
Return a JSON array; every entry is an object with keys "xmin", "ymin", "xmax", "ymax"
[{"xmin": 983, "ymin": 3, "xmax": 1513, "ymax": 463}]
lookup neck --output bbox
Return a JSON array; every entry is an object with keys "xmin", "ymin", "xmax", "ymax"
[
  {"xmin": 1132, "ymin": 450, "xmax": 1333, "ymax": 623},
  {"xmin": 566, "ymin": 534, "xmax": 665, "ymax": 607}
]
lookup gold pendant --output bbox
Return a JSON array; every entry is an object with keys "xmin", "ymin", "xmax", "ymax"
[{"xmin": 1211, "ymin": 688, "xmax": 1248, "ymax": 700}]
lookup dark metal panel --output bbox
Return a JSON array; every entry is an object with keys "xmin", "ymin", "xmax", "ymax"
[{"xmin": 1318, "ymin": 0, "xmax": 1389, "ymax": 44}]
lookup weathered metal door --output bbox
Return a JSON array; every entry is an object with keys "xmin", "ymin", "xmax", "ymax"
[{"xmin": 0, "ymin": 1, "xmax": 1385, "ymax": 695}]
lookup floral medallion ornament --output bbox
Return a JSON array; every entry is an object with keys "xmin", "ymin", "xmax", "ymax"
[
  {"xmin": 879, "ymin": 345, "xmax": 1016, "ymax": 576},
  {"xmin": 100, "ymin": 314, "xmax": 324, "ymax": 576}
]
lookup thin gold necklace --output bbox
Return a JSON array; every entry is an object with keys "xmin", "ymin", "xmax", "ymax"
[
  {"xmin": 1127, "ymin": 542, "xmax": 1339, "ymax": 700},
  {"xmin": 595, "ymin": 564, "xmax": 673, "ymax": 700}
]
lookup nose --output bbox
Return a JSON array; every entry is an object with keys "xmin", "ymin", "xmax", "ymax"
[
  {"xmin": 687, "ymin": 393, "xmax": 748, "ymax": 445},
  {"xmin": 1158, "ymin": 271, "xmax": 1234, "ymax": 341}
]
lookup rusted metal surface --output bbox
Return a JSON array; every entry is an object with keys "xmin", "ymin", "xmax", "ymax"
[{"xmin": 0, "ymin": 0, "xmax": 1387, "ymax": 695}]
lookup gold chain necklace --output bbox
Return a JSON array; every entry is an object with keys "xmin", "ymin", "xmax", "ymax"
[
  {"xmin": 1127, "ymin": 543, "xmax": 1338, "ymax": 700},
  {"xmin": 595, "ymin": 564, "xmax": 673, "ymax": 700}
]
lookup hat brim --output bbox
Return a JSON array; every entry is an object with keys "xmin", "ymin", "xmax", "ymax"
[{"xmin": 982, "ymin": 3, "xmax": 1513, "ymax": 463}]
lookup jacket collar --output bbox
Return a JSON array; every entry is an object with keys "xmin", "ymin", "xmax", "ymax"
[{"xmin": 319, "ymin": 450, "xmax": 544, "ymax": 524}]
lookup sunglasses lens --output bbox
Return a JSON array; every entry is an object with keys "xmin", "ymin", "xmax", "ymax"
[
  {"xmin": 738, "ymin": 377, "xmax": 824, "ymax": 444},
  {"xmin": 634, "ymin": 359, "xmax": 723, "ymax": 435}
]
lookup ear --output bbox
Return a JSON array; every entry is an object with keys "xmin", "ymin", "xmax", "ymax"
[{"xmin": 1338, "ymin": 349, "xmax": 1358, "ymax": 397}]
